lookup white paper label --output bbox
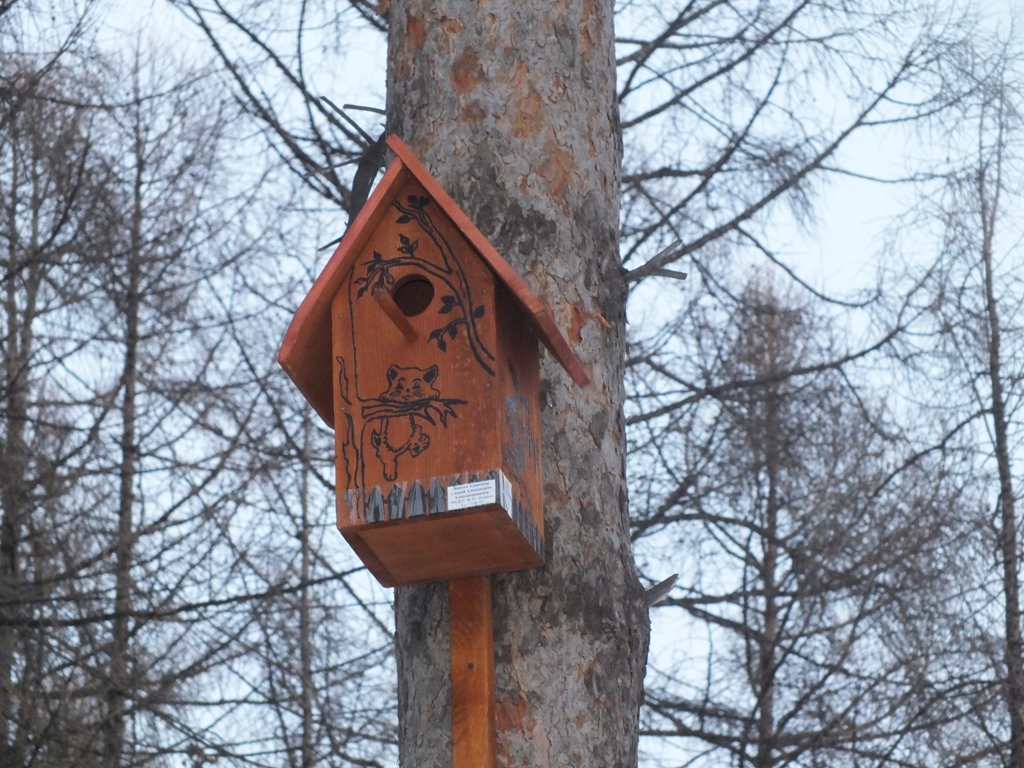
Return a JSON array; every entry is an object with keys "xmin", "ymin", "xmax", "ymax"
[{"xmin": 447, "ymin": 479, "xmax": 497, "ymax": 511}]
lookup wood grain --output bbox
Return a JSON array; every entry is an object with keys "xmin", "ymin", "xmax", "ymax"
[{"xmin": 449, "ymin": 576, "xmax": 496, "ymax": 768}]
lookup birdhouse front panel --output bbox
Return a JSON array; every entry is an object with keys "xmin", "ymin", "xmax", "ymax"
[
  {"xmin": 329, "ymin": 174, "xmax": 544, "ymax": 586},
  {"xmin": 279, "ymin": 136, "xmax": 588, "ymax": 588}
]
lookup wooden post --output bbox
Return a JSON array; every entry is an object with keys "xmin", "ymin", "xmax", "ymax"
[{"xmin": 449, "ymin": 576, "xmax": 496, "ymax": 768}]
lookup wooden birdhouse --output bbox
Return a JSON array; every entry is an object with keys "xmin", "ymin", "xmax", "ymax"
[{"xmin": 279, "ymin": 136, "xmax": 588, "ymax": 587}]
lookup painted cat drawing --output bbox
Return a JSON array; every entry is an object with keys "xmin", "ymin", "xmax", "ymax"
[
  {"xmin": 370, "ymin": 365, "xmax": 438, "ymax": 480},
  {"xmin": 337, "ymin": 360, "xmax": 465, "ymax": 486}
]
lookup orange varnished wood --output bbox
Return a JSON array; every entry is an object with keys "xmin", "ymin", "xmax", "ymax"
[
  {"xmin": 449, "ymin": 576, "xmax": 497, "ymax": 768},
  {"xmin": 372, "ymin": 285, "xmax": 418, "ymax": 341},
  {"xmin": 280, "ymin": 137, "xmax": 588, "ymax": 432},
  {"xmin": 386, "ymin": 135, "xmax": 589, "ymax": 387},
  {"xmin": 279, "ymin": 160, "xmax": 413, "ymax": 426},
  {"xmin": 327, "ymin": 173, "xmax": 544, "ymax": 584},
  {"xmin": 495, "ymin": 285, "xmax": 545, "ymax": 535},
  {"xmin": 331, "ymin": 178, "xmax": 504, "ymax": 492},
  {"xmin": 344, "ymin": 503, "xmax": 543, "ymax": 586},
  {"xmin": 283, "ymin": 137, "xmax": 569, "ymax": 586}
]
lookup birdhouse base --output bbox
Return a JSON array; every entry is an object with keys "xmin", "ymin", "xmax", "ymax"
[{"xmin": 338, "ymin": 469, "xmax": 544, "ymax": 587}]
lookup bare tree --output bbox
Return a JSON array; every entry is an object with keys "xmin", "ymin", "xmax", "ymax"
[
  {"xmin": 209, "ymin": 336, "xmax": 398, "ymax": 766},
  {"xmin": 383, "ymin": 0, "xmax": 651, "ymax": 763},
  {"xmin": 170, "ymin": 0, "xmax": 971, "ymax": 296},
  {"xmin": 164, "ymin": 0, "xmax": 991, "ymax": 765},
  {"xmin": 169, "ymin": 0, "xmax": 388, "ymax": 214},
  {"xmin": 87, "ymin": 49, "xmax": 246, "ymax": 767},
  {"xmin": 2, "ymin": 6, "xmax": 411, "ymax": 766},
  {"xmin": 887, "ymin": 37, "xmax": 1024, "ymax": 767},
  {"xmin": 629, "ymin": 278, "xmax": 974, "ymax": 767},
  {"xmin": 0, "ymin": 51, "xmax": 115, "ymax": 763},
  {"xmin": 615, "ymin": 0, "xmax": 971, "ymax": 289},
  {"xmin": 3, "ymin": 37, "xmax": 259, "ymax": 765}
]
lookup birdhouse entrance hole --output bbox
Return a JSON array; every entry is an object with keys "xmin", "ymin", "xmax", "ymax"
[{"xmin": 392, "ymin": 275, "xmax": 433, "ymax": 316}]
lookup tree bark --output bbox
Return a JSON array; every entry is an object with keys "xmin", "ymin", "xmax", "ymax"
[{"xmin": 387, "ymin": 1, "xmax": 649, "ymax": 765}]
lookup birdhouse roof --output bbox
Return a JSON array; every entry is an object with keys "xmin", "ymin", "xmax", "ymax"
[{"xmin": 279, "ymin": 135, "xmax": 589, "ymax": 427}]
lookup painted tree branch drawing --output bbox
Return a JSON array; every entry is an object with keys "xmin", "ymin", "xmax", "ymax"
[{"xmin": 353, "ymin": 195, "xmax": 496, "ymax": 376}]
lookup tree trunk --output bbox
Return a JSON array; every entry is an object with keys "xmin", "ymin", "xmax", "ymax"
[
  {"xmin": 299, "ymin": 417, "xmax": 315, "ymax": 768},
  {"xmin": 105, "ymin": 114, "xmax": 145, "ymax": 768},
  {"xmin": 979, "ymin": 157, "xmax": 1024, "ymax": 767},
  {"xmin": 1, "ymin": 145, "xmax": 43, "ymax": 764},
  {"xmin": 755, "ymin": 389, "xmax": 780, "ymax": 768},
  {"xmin": 387, "ymin": 2, "xmax": 649, "ymax": 765},
  {"xmin": 0, "ymin": 209, "xmax": 31, "ymax": 768}
]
